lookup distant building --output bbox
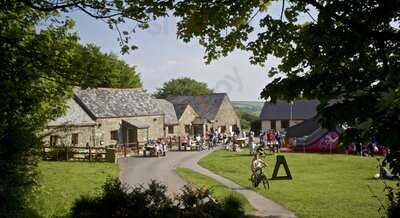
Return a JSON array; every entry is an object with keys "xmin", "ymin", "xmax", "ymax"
[
  {"xmin": 260, "ymin": 100, "xmax": 319, "ymax": 132},
  {"xmin": 44, "ymin": 88, "xmax": 166, "ymax": 148},
  {"xmin": 173, "ymin": 103, "xmax": 200, "ymax": 136},
  {"xmin": 168, "ymin": 93, "xmax": 240, "ymax": 135}
]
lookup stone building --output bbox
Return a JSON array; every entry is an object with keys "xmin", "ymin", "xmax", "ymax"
[
  {"xmin": 45, "ymin": 88, "xmax": 166, "ymax": 148},
  {"xmin": 168, "ymin": 93, "xmax": 240, "ymax": 135},
  {"xmin": 260, "ymin": 100, "xmax": 319, "ymax": 132},
  {"xmin": 173, "ymin": 103, "xmax": 200, "ymax": 136}
]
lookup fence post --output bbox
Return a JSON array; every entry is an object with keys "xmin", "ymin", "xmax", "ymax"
[
  {"xmin": 89, "ymin": 146, "xmax": 92, "ymax": 162},
  {"xmin": 66, "ymin": 146, "xmax": 69, "ymax": 161}
]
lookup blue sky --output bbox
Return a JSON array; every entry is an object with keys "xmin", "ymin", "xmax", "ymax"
[{"xmin": 69, "ymin": 2, "xmax": 290, "ymax": 101}]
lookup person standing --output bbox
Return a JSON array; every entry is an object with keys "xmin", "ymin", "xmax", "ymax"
[
  {"xmin": 275, "ymin": 131, "xmax": 282, "ymax": 151},
  {"xmin": 249, "ymin": 131, "xmax": 255, "ymax": 155}
]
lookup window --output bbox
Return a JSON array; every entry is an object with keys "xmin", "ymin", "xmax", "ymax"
[
  {"xmin": 281, "ymin": 120, "xmax": 289, "ymax": 129},
  {"xmin": 168, "ymin": 126, "xmax": 174, "ymax": 134},
  {"xmin": 185, "ymin": 125, "xmax": 191, "ymax": 133},
  {"xmin": 50, "ymin": 135, "xmax": 58, "ymax": 146},
  {"xmin": 271, "ymin": 120, "xmax": 276, "ymax": 130},
  {"xmin": 71, "ymin": 133, "xmax": 79, "ymax": 145},
  {"xmin": 110, "ymin": 130, "xmax": 118, "ymax": 140}
]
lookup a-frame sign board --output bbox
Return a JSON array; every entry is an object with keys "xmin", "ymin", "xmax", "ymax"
[{"xmin": 271, "ymin": 155, "xmax": 292, "ymax": 180}]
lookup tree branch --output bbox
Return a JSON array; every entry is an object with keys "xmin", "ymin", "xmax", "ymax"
[
  {"xmin": 76, "ymin": 4, "xmax": 122, "ymax": 19},
  {"xmin": 22, "ymin": 0, "xmax": 81, "ymax": 12}
]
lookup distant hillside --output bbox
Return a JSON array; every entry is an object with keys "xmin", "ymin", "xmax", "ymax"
[{"xmin": 232, "ymin": 101, "xmax": 264, "ymax": 116}]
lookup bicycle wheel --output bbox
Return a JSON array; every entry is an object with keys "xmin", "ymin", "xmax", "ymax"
[{"xmin": 261, "ymin": 174, "xmax": 270, "ymax": 190}]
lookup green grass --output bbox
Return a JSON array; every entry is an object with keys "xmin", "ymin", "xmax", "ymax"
[
  {"xmin": 176, "ymin": 168, "xmax": 254, "ymax": 213},
  {"xmin": 199, "ymin": 150, "xmax": 395, "ymax": 218},
  {"xmin": 30, "ymin": 161, "xmax": 119, "ymax": 217}
]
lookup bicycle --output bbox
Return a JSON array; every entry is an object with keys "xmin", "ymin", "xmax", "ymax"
[
  {"xmin": 250, "ymin": 167, "xmax": 270, "ymax": 189},
  {"xmin": 250, "ymin": 148, "xmax": 270, "ymax": 189}
]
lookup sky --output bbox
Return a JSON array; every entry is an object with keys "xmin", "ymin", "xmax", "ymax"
[{"xmin": 69, "ymin": 3, "xmax": 288, "ymax": 101}]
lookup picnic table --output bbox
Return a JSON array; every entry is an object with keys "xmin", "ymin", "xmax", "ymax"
[{"xmin": 143, "ymin": 145, "xmax": 158, "ymax": 157}]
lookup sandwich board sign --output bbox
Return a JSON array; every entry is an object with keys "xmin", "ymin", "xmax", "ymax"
[{"xmin": 271, "ymin": 155, "xmax": 292, "ymax": 180}]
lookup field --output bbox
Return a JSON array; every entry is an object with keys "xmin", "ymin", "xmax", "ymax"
[
  {"xmin": 30, "ymin": 161, "xmax": 119, "ymax": 217},
  {"xmin": 176, "ymin": 168, "xmax": 253, "ymax": 213},
  {"xmin": 232, "ymin": 101, "xmax": 264, "ymax": 116},
  {"xmin": 198, "ymin": 150, "xmax": 394, "ymax": 218}
]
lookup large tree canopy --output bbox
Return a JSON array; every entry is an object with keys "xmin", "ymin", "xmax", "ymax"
[
  {"xmin": 154, "ymin": 77, "xmax": 213, "ymax": 98},
  {"xmin": 75, "ymin": 44, "xmax": 142, "ymax": 88}
]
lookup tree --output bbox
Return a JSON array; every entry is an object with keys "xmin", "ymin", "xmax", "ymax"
[
  {"xmin": 0, "ymin": 2, "xmax": 140, "ymax": 215},
  {"xmin": 237, "ymin": 110, "xmax": 259, "ymax": 130},
  {"xmin": 74, "ymin": 44, "xmax": 142, "ymax": 89},
  {"xmin": 154, "ymin": 77, "xmax": 213, "ymax": 98}
]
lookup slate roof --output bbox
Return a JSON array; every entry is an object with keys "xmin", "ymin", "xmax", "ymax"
[
  {"xmin": 260, "ymin": 100, "xmax": 319, "ymax": 120},
  {"xmin": 122, "ymin": 119, "xmax": 150, "ymax": 129},
  {"xmin": 75, "ymin": 88, "xmax": 163, "ymax": 118},
  {"xmin": 154, "ymin": 99, "xmax": 179, "ymax": 125},
  {"xmin": 173, "ymin": 103, "xmax": 190, "ymax": 120},
  {"xmin": 48, "ymin": 99, "xmax": 96, "ymax": 126},
  {"xmin": 285, "ymin": 117, "xmax": 320, "ymax": 137},
  {"xmin": 167, "ymin": 93, "xmax": 227, "ymax": 120}
]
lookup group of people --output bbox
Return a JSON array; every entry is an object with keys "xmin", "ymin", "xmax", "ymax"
[
  {"xmin": 146, "ymin": 139, "xmax": 168, "ymax": 156},
  {"xmin": 260, "ymin": 129, "xmax": 284, "ymax": 153},
  {"xmin": 181, "ymin": 130, "xmax": 228, "ymax": 151},
  {"xmin": 347, "ymin": 142, "xmax": 388, "ymax": 157}
]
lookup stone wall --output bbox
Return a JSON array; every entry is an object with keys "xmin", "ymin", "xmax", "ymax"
[
  {"xmin": 44, "ymin": 125, "xmax": 96, "ymax": 147},
  {"xmin": 96, "ymin": 115, "xmax": 164, "ymax": 146},
  {"xmin": 176, "ymin": 105, "xmax": 198, "ymax": 137},
  {"xmin": 212, "ymin": 97, "xmax": 241, "ymax": 132}
]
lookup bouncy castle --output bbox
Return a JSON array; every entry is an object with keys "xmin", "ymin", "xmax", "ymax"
[{"xmin": 285, "ymin": 117, "xmax": 341, "ymax": 153}]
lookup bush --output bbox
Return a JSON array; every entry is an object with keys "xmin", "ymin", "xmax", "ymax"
[
  {"xmin": 385, "ymin": 183, "xmax": 400, "ymax": 218},
  {"xmin": 71, "ymin": 178, "xmax": 245, "ymax": 218}
]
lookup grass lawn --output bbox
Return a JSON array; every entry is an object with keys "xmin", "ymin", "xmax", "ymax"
[
  {"xmin": 176, "ymin": 168, "xmax": 254, "ymax": 213},
  {"xmin": 30, "ymin": 161, "xmax": 119, "ymax": 217},
  {"xmin": 199, "ymin": 150, "xmax": 395, "ymax": 218}
]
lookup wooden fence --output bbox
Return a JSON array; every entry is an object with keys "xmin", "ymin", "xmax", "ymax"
[
  {"xmin": 42, "ymin": 146, "xmax": 114, "ymax": 162},
  {"xmin": 41, "ymin": 136, "xmax": 210, "ymax": 162}
]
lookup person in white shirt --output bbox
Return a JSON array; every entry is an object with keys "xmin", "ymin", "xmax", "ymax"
[{"xmin": 251, "ymin": 153, "xmax": 267, "ymax": 176}]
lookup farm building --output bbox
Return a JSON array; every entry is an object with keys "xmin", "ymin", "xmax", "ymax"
[
  {"xmin": 167, "ymin": 93, "xmax": 240, "ymax": 135},
  {"xmin": 260, "ymin": 100, "xmax": 319, "ymax": 132},
  {"xmin": 44, "ymin": 88, "xmax": 166, "ymax": 149}
]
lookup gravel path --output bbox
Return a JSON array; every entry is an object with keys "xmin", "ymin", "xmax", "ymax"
[{"xmin": 119, "ymin": 149, "xmax": 296, "ymax": 218}]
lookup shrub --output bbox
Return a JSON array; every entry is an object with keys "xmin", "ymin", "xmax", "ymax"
[
  {"xmin": 71, "ymin": 178, "xmax": 245, "ymax": 218},
  {"xmin": 385, "ymin": 183, "xmax": 400, "ymax": 218}
]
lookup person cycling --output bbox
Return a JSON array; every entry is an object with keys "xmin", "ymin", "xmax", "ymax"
[
  {"xmin": 251, "ymin": 153, "xmax": 267, "ymax": 176},
  {"xmin": 250, "ymin": 148, "xmax": 269, "ymax": 189}
]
